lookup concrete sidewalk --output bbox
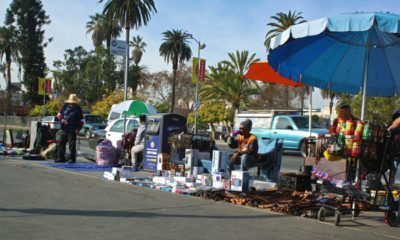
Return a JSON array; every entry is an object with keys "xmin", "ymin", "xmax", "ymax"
[{"xmin": 0, "ymin": 157, "xmax": 399, "ymax": 240}]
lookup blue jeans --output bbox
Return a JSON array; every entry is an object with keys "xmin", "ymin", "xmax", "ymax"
[{"xmin": 226, "ymin": 154, "xmax": 257, "ymax": 179}]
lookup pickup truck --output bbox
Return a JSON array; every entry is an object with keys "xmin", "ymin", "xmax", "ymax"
[{"xmin": 234, "ymin": 110, "xmax": 328, "ymax": 155}]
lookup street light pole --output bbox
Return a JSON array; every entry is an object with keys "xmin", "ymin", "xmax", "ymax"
[{"xmin": 190, "ymin": 35, "xmax": 206, "ymax": 135}]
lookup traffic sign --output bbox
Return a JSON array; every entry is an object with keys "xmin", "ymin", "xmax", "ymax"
[{"xmin": 110, "ymin": 39, "xmax": 127, "ymax": 57}]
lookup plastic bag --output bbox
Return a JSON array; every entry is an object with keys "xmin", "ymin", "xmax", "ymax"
[{"xmin": 96, "ymin": 139, "xmax": 118, "ymax": 167}]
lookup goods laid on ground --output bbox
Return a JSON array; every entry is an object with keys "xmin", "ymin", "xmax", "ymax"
[{"xmin": 0, "ymin": 144, "xmax": 28, "ymax": 156}]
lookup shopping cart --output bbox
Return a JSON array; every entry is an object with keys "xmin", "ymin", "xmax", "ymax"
[{"xmin": 317, "ymin": 129, "xmax": 399, "ymax": 226}]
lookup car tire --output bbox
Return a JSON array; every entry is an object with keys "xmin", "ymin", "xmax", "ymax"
[
  {"xmin": 300, "ymin": 141, "xmax": 307, "ymax": 157},
  {"xmin": 85, "ymin": 129, "xmax": 92, "ymax": 139}
]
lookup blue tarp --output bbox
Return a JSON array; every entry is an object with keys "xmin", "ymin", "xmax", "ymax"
[{"xmin": 42, "ymin": 162, "xmax": 113, "ymax": 172}]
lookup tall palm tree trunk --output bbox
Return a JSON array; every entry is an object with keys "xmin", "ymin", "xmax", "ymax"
[
  {"xmin": 6, "ymin": 60, "xmax": 12, "ymax": 114},
  {"xmin": 171, "ymin": 66, "xmax": 177, "ymax": 113}
]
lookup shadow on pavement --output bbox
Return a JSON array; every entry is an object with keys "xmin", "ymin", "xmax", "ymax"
[{"xmin": 0, "ymin": 205, "xmax": 288, "ymax": 220}]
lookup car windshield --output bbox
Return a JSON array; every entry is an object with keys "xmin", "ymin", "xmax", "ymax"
[
  {"xmin": 292, "ymin": 116, "xmax": 320, "ymax": 128},
  {"xmin": 85, "ymin": 115, "xmax": 104, "ymax": 123}
]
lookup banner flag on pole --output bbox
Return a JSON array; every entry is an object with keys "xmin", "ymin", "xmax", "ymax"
[
  {"xmin": 192, "ymin": 57, "xmax": 206, "ymax": 84},
  {"xmin": 38, "ymin": 77, "xmax": 52, "ymax": 95}
]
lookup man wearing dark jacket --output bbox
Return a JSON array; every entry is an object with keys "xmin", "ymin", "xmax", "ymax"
[
  {"xmin": 55, "ymin": 94, "xmax": 84, "ymax": 163},
  {"xmin": 226, "ymin": 119, "xmax": 258, "ymax": 179}
]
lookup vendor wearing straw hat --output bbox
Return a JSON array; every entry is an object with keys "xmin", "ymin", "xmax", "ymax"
[{"xmin": 55, "ymin": 94, "xmax": 84, "ymax": 163}]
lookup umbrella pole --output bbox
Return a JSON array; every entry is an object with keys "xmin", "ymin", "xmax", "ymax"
[
  {"xmin": 308, "ymin": 85, "xmax": 312, "ymax": 137},
  {"xmin": 357, "ymin": 46, "xmax": 370, "ymax": 178},
  {"xmin": 360, "ymin": 68, "xmax": 368, "ymax": 121}
]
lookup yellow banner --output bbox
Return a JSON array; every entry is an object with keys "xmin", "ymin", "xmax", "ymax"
[
  {"xmin": 38, "ymin": 77, "xmax": 52, "ymax": 95},
  {"xmin": 38, "ymin": 77, "xmax": 45, "ymax": 95}
]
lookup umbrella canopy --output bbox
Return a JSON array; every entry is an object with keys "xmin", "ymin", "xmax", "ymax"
[
  {"xmin": 245, "ymin": 61, "xmax": 314, "ymax": 136},
  {"xmin": 119, "ymin": 100, "xmax": 158, "ymax": 117},
  {"xmin": 244, "ymin": 61, "xmax": 304, "ymax": 87},
  {"xmin": 268, "ymin": 12, "xmax": 400, "ymax": 99}
]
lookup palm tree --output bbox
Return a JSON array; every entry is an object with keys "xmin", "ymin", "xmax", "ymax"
[
  {"xmin": 101, "ymin": 0, "xmax": 156, "ymax": 101},
  {"xmin": 321, "ymin": 89, "xmax": 338, "ymax": 121},
  {"xmin": 264, "ymin": 11, "xmax": 306, "ymax": 109},
  {"xmin": 159, "ymin": 29, "xmax": 192, "ymax": 113},
  {"xmin": 130, "ymin": 35, "xmax": 146, "ymax": 65},
  {"xmin": 86, "ymin": 13, "xmax": 122, "ymax": 49},
  {"xmin": 128, "ymin": 64, "xmax": 146, "ymax": 93},
  {"xmin": 0, "ymin": 63, "xmax": 6, "ymax": 82},
  {"xmin": 222, "ymin": 50, "xmax": 259, "ymax": 84},
  {"xmin": 86, "ymin": 13, "xmax": 105, "ymax": 47},
  {"xmin": 264, "ymin": 11, "xmax": 306, "ymax": 51},
  {"xmin": 0, "ymin": 26, "xmax": 19, "ymax": 112},
  {"xmin": 200, "ymin": 63, "xmax": 258, "ymax": 111}
]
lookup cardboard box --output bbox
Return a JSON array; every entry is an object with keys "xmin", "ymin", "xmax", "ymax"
[
  {"xmin": 200, "ymin": 174, "xmax": 212, "ymax": 186},
  {"xmin": 157, "ymin": 153, "xmax": 169, "ymax": 171},
  {"xmin": 152, "ymin": 176, "xmax": 167, "ymax": 185},
  {"xmin": 230, "ymin": 171, "xmax": 249, "ymax": 192},
  {"xmin": 212, "ymin": 172, "xmax": 224, "ymax": 189},
  {"xmin": 184, "ymin": 149, "xmax": 199, "ymax": 177},
  {"xmin": 103, "ymin": 171, "xmax": 117, "ymax": 181},
  {"xmin": 120, "ymin": 169, "xmax": 133, "ymax": 179},
  {"xmin": 212, "ymin": 150, "xmax": 229, "ymax": 173},
  {"xmin": 250, "ymin": 180, "xmax": 277, "ymax": 191},
  {"xmin": 112, "ymin": 167, "xmax": 122, "ymax": 175}
]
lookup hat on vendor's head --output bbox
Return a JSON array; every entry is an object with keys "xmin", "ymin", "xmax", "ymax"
[
  {"xmin": 240, "ymin": 119, "xmax": 253, "ymax": 131},
  {"xmin": 65, "ymin": 94, "xmax": 80, "ymax": 104}
]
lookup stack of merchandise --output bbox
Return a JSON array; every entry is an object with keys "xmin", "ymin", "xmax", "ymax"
[
  {"xmin": 325, "ymin": 120, "xmax": 386, "ymax": 161},
  {"xmin": 0, "ymin": 144, "xmax": 27, "ymax": 156}
]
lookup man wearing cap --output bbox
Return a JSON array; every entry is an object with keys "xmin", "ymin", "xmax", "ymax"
[
  {"xmin": 226, "ymin": 119, "xmax": 259, "ymax": 179},
  {"xmin": 55, "ymin": 94, "xmax": 84, "ymax": 163},
  {"xmin": 329, "ymin": 104, "xmax": 359, "ymax": 134},
  {"xmin": 131, "ymin": 114, "xmax": 147, "ymax": 170}
]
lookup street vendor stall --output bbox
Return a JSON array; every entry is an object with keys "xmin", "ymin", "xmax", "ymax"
[{"xmin": 267, "ymin": 12, "xmax": 400, "ymax": 226}]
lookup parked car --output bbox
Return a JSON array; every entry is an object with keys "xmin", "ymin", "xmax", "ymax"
[
  {"xmin": 41, "ymin": 116, "xmax": 61, "ymax": 130},
  {"xmin": 88, "ymin": 129, "xmax": 106, "ymax": 150},
  {"xmin": 234, "ymin": 110, "xmax": 328, "ymax": 156},
  {"xmin": 89, "ymin": 117, "xmax": 140, "ymax": 149},
  {"xmin": 80, "ymin": 114, "xmax": 107, "ymax": 139}
]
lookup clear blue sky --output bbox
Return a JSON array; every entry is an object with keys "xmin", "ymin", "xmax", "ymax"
[{"xmin": 1, "ymin": 0, "xmax": 399, "ymax": 108}]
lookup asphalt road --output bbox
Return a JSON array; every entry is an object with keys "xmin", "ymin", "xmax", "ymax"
[{"xmin": 1, "ymin": 159, "xmax": 399, "ymax": 240}]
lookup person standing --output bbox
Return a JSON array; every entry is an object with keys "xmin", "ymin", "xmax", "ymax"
[
  {"xmin": 329, "ymin": 104, "xmax": 359, "ymax": 134},
  {"xmin": 131, "ymin": 114, "xmax": 147, "ymax": 170},
  {"xmin": 55, "ymin": 94, "xmax": 84, "ymax": 163},
  {"xmin": 226, "ymin": 119, "xmax": 259, "ymax": 179}
]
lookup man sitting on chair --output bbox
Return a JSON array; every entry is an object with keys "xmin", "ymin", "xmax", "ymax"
[
  {"xmin": 131, "ymin": 115, "xmax": 147, "ymax": 170},
  {"xmin": 226, "ymin": 119, "xmax": 258, "ymax": 179}
]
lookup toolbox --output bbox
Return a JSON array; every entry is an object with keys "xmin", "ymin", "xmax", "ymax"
[{"xmin": 279, "ymin": 172, "xmax": 311, "ymax": 191}]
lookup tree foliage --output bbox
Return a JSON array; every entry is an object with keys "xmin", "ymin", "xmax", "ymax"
[
  {"xmin": 0, "ymin": 25, "xmax": 19, "ymax": 111},
  {"xmin": 86, "ymin": 13, "xmax": 121, "ymax": 48},
  {"xmin": 91, "ymin": 90, "xmax": 125, "ymax": 119},
  {"xmin": 264, "ymin": 11, "xmax": 306, "ymax": 51},
  {"xmin": 159, "ymin": 29, "xmax": 192, "ymax": 113},
  {"xmin": 335, "ymin": 94, "xmax": 400, "ymax": 125},
  {"xmin": 30, "ymin": 98, "xmax": 62, "ymax": 117},
  {"xmin": 200, "ymin": 61, "xmax": 258, "ymax": 111},
  {"xmin": 5, "ymin": 0, "xmax": 51, "ymax": 105}
]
